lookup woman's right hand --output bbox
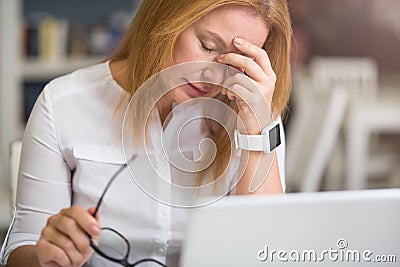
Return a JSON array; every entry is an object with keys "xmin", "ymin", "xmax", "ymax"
[{"xmin": 36, "ymin": 205, "xmax": 101, "ymax": 267}]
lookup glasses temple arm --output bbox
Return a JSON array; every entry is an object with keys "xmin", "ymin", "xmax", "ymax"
[{"xmin": 92, "ymin": 154, "xmax": 137, "ymax": 217}]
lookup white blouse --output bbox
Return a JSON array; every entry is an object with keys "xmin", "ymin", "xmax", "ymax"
[{"xmin": 0, "ymin": 61, "xmax": 286, "ymax": 267}]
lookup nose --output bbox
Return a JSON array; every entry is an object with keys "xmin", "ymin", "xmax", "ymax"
[{"xmin": 200, "ymin": 61, "xmax": 227, "ymax": 86}]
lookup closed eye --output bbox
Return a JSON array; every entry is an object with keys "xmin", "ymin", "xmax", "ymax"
[{"xmin": 200, "ymin": 41, "xmax": 214, "ymax": 53}]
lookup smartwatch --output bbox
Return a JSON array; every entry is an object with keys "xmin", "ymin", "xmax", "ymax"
[{"xmin": 234, "ymin": 121, "xmax": 281, "ymax": 153}]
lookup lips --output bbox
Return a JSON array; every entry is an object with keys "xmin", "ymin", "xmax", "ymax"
[{"xmin": 189, "ymin": 83, "xmax": 208, "ymax": 93}]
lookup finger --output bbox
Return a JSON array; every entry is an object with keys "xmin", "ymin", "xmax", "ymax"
[
  {"xmin": 87, "ymin": 207, "xmax": 100, "ymax": 247},
  {"xmin": 218, "ymin": 53, "xmax": 266, "ymax": 83},
  {"xmin": 226, "ymin": 90, "xmax": 236, "ymax": 101},
  {"xmin": 61, "ymin": 206, "xmax": 101, "ymax": 236},
  {"xmin": 223, "ymin": 83, "xmax": 253, "ymax": 104},
  {"xmin": 37, "ymin": 238, "xmax": 71, "ymax": 267},
  {"xmin": 87, "ymin": 207, "xmax": 100, "ymax": 221},
  {"xmin": 53, "ymin": 215, "xmax": 92, "ymax": 253},
  {"xmin": 42, "ymin": 226, "xmax": 83, "ymax": 266},
  {"xmin": 226, "ymin": 64, "xmax": 244, "ymax": 74},
  {"xmin": 233, "ymin": 37, "xmax": 275, "ymax": 77},
  {"xmin": 235, "ymin": 98, "xmax": 248, "ymax": 111},
  {"xmin": 222, "ymin": 72, "xmax": 259, "ymax": 93}
]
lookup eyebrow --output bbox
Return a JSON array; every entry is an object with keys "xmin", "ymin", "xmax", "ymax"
[{"xmin": 205, "ymin": 30, "xmax": 229, "ymax": 48}]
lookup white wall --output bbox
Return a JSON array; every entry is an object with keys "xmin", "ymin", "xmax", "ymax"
[{"xmin": 0, "ymin": 0, "xmax": 24, "ymax": 226}]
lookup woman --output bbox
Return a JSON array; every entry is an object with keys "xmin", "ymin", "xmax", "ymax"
[{"xmin": 1, "ymin": 0, "xmax": 291, "ymax": 266}]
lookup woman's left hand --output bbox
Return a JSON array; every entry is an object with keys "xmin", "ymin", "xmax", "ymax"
[{"xmin": 217, "ymin": 37, "xmax": 276, "ymax": 134}]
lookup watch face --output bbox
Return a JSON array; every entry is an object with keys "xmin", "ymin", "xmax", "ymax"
[{"xmin": 269, "ymin": 124, "xmax": 281, "ymax": 151}]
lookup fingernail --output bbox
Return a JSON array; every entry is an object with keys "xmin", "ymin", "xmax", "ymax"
[{"xmin": 234, "ymin": 38, "xmax": 244, "ymax": 46}]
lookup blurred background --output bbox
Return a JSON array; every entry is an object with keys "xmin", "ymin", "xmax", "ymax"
[
  {"xmin": 0, "ymin": 0, "xmax": 399, "ymax": 245},
  {"xmin": 286, "ymin": 0, "xmax": 400, "ymax": 193}
]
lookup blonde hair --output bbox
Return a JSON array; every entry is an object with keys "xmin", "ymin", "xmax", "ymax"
[{"xmin": 110, "ymin": 0, "xmax": 292, "ymax": 183}]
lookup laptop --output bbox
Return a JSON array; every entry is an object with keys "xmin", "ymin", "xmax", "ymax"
[{"xmin": 180, "ymin": 189, "xmax": 400, "ymax": 266}]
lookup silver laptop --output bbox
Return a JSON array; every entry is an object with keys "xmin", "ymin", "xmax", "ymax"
[{"xmin": 180, "ymin": 189, "xmax": 400, "ymax": 266}]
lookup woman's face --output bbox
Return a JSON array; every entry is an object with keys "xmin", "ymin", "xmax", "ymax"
[{"xmin": 166, "ymin": 5, "xmax": 270, "ymax": 104}]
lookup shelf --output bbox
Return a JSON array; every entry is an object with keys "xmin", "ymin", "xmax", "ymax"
[
  {"xmin": 0, "ymin": 0, "xmax": 133, "ymax": 235},
  {"xmin": 22, "ymin": 56, "xmax": 106, "ymax": 80}
]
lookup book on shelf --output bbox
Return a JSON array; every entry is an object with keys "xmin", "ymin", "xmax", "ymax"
[
  {"xmin": 39, "ymin": 17, "xmax": 69, "ymax": 61},
  {"xmin": 23, "ymin": 11, "xmax": 133, "ymax": 62}
]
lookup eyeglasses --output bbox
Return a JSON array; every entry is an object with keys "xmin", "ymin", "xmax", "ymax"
[{"xmin": 88, "ymin": 155, "xmax": 168, "ymax": 267}]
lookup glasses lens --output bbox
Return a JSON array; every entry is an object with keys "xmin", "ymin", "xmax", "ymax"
[{"xmin": 96, "ymin": 228, "xmax": 129, "ymax": 261}]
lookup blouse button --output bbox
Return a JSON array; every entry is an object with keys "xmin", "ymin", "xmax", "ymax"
[
  {"xmin": 157, "ymin": 247, "xmax": 165, "ymax": 255},
  {"xmin": 153, "ymin": 234, "xmax": 160, "ymax": 242},
  {"xmin": 159, "ymin": 153, "xmax": 167, "ymax": 161}
]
